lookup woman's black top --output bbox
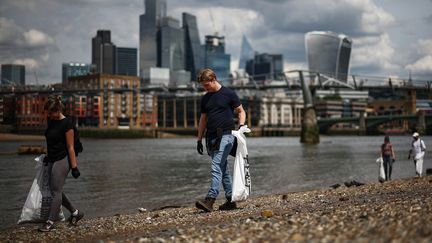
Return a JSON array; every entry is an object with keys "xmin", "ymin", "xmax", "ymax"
[{"xmin": 45, "ymin": 117, "xmax": 73, "ymax": 163}]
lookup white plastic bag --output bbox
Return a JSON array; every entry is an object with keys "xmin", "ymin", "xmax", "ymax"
[
  {"xmin": 376, "ymin": 157, "xmax": 385, "ymax": 182},
  {"xmin": 17, "ymin": 154, "xmax": 65, "ymax": 224},
  {"xmin": 231, "ymin": 126, "xmax": 252, "ymax": 202},
  {"xmin": 415, "ymin": 152, "xmax": 425, "ymax": 160}
]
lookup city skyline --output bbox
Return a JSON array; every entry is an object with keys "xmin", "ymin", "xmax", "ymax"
[{"xmin": 0, "ymin": 0, "xmax": 431, "ymax": 84}]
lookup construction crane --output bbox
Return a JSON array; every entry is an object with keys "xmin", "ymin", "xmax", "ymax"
[
  {"xmin": 33, "ymin": 71, "xmax": 39, "ymax": 86},
  {"xmin": 208, "ymin": 9, "xmax": 218, "ymax": 36}
]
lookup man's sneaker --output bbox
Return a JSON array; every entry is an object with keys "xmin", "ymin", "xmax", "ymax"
[
  {"xmin": 195, "ymin": 197, "xmax": 215, "ymax": 212},
  {"xmin": 38, "ymin": 221, "xmax": 55, "ymax": 232},
  {"xmin": 69, "ymin": 210, "xmax": 84, "ymax": 225},
  {"xmin": 219, "ymin": 197, "xmax": 237, "ymax": 210}
]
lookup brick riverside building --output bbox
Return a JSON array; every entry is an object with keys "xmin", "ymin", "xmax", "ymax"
[
  {"xmin": 15, "ymin": 94, "xmax": 47, "ymax": 132},
  {"xmin": 68, "ymin": 73, "xmax": 151, "ymax": 128}
]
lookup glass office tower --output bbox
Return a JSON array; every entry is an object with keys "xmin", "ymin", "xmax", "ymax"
[
  {"xmin": 183, "ymin": 13, "xmax": 203, "ymax": 81},
  {"xmin": 92, "ymin": 30, "xmax": 116, "ymax": 75},
  {"xmin": 203, "ymin": 35, "xmax": 231, "ymax": 85},
  {"xmin": 139, "ymin": 0, "xmax": 167, "ymax": 77},
  {"xmin": 245, "ymin": 53, "xmax": 284, "ymax": 82},
  {"xmin": 1, "ymin": 64, "xmax": 25, "ymax": 85},
  {"xmin": 116, "ymin": 47, "xmax": 138, "ymax": 76},
  {"xmin": 305, "ymin": 31, "xmax": 352, "ymax": 82},
  {"xmin": 62, "ymin": 63, "xmax": 93, "ymax": 85},
  {"xmin": 158, "ymin": 17, "xmax": 185, "ymax": 71}
]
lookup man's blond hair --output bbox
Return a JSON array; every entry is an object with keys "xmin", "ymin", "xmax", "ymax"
[{"xmin": 197, "ymin": 68, "xmax": 217, "ymax": 83}]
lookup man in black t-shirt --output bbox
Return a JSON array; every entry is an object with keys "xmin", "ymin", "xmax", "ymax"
[{"xmin": 195, "ymin": 68, "xmax": 246, "ymax": 212}]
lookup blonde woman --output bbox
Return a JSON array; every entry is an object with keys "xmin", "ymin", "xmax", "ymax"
[{"xmin": 39, "ymin": 95, "xmax": 83, "ymax": 232}]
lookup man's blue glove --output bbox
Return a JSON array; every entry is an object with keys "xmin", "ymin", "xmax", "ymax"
[{"xmin": 197, "ymin": 140, "xmax": 203, "ymax": 155}]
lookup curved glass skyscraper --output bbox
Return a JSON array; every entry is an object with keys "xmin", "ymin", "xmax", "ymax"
[
  {"xmin": 305, "ymin": 31, "xmax": 352, "ymax": 82},
  {"xmin": 238, "ymin": 35, "xmax": 254, "ymax": 70}
]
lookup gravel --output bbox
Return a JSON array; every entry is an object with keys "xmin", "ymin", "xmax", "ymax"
[{"xmin": 1, "ymin": 176, "xmax": 431, "ymax": 242}]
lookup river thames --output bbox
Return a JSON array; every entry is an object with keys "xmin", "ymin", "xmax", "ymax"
[{"xmin": 0, "ymin": 135, "xmax": 430, "ymax": 229}]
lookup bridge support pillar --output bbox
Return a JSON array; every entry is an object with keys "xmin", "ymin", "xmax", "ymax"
[
  {"xmin": 298, "ymin": 70, "xmax": 319, "ymax": 144},
  {"xmin": 416, "ymin": 110, "xmax": 426, "ymax": 134},
  {"xmin": 358, "ymin": 112, "xmax": 366, "ymax": 135},
  {"xmin": 301, "ymin": 107, "xmax": 319, "ymax": 144}
]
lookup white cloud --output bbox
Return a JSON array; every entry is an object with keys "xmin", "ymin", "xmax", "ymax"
[
  {"xmin": 405, "ymin": 55, "xmax": 432, "ymax": 74},
  {"xmin": 351, "ymin": 33, "xmax": 400, "ymax": 73},
  {"xmin": 356, "ymin": 0, "xmax": 395, "ymax": 34},
  {"xmin": 23, "ymin": 29, "xmax": 54, "ymax": 47},
  {"xmin": 13, "ymin": 58, "xmax": 39, "ymax": 69},
  {"xmin": 403, "ymin": 39, "xmax": 432, "ymax": 77},
  {"xmin": 0, "ymin": 18, "xmax": 54, "ymax": 48},
  {"xmin": 415, "ymin": 39, "xmax": 432, "ymax": 54},
  {"xmin": 41, "ymin": 53, "xmax": 50, "ymax": 62},
  {"xmin": 0, "ymin": 17, "xmax": 24, "ymax": 45},
  {"xmin": 171, "ymin": 6, "xmax": 262, "ymax": 41},
  {"xmin": 248, "ymin": 0, "xmax": 395, "ymax": 36},
  {"xmin": 284, "ymin": 62, "xmax": 307, "ymax": 72},
  {"xmin": 0, "ymin": 17, "xmax": 56, "ymax": 83}
]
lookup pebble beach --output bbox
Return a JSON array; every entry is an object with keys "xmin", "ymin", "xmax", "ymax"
[{"xmin": 1, "ymin": 176, "xmax": 431, "ymax": 242}]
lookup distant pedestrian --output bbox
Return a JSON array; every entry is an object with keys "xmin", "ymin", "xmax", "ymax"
[
  {"xmin": 195, "ymin": 68, "xmax": 246, "ymax": 212},
  {"xmin": 380, "ymin": 135, "xmax": 396, "ymax": 181},
  {"xmin": 408, "ymin": 132, "xmax": 426, "ymax": 177},
  {"xmin": 38, "ymin": 95, "xmax": 84, "ymax": 232}
]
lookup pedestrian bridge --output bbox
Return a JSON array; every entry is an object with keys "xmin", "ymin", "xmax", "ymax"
[{"xmin": 317, "ymin": 113, "xmax": 432, "ymax": 134}]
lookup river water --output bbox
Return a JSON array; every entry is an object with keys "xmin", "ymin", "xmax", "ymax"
[{"xmin": 0, "ymin": 135, "xmax": 430, "ymax": 229}]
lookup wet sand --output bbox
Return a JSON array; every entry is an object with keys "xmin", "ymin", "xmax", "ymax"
[{"xmin": 1, "ymin": 176, "xmax": 431, "ymax": 242}]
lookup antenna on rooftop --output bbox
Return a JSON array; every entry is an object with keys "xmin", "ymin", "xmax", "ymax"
[{"xmin": 408, "ymin": 69, "xmax": 413, "ymax": 86}]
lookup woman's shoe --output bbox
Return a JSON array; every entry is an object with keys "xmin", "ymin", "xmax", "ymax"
[
  {"xmin": 69, "ymin": 210, "xmax": 84, "ymax": 225},
  {"xmin": 38, "ymin": 220, "xmax": 55, "ymax": 232}
]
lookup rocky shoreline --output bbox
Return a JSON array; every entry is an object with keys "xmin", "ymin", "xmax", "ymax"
[{"xmin": 1, "ymin": 176, "xmax": 431, "ymax": 242}]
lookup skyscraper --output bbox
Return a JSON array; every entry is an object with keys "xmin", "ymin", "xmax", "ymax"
[
  {"xmin": 92, "ymin": 30, "xmax": 116, "ymax": 75},
  {"xmin": 139, "ymin": 0, "xmax": 167, "ymax": 77},
  {"xmin": 1, "ymin": 64, "xmax": 25, "ymax": 85},
  {"xmin": 245, "ymin": 53, "xmax": 284, "ymax": 82},
  {"xmin": 62, "ymin": 62, "xmax": 93, "ymax": 85},
  {"xmin": 305, "ymin": 31, "xmax": 352, "ymax": 82},
  {"xmin": 183, "ymin": 13, "xmax": 203, "ymax": 81},
  {"xmin": 116, "ymin": 47, "xmax": 138, "ymax": 76},
  {"xmin": 203, "ymin": 35, "xmax": 231, "ymax": 85},
  {"xmin": 158, "ymin": 17, "xmax": 185, "ymax": 71},
  {"xmin": 238, "ymin": 35, "xmax": 255, "ymax": 70}
]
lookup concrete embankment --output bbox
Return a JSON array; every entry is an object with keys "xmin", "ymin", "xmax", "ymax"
[
  {"xmin": 1, "ymin": 176, "xmax": 431, "ymax": 242},
  {"xmin": 0, "ymin": 133, "xmax": 44, "ymax": 141}
]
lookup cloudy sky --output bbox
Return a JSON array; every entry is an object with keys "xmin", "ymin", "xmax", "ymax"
[{"xmin": 1, "ymin": 0, "xmax": 432, "ymax": 84}]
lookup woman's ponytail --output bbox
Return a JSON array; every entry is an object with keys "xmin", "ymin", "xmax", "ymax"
[{"xmin": 44, "ymin": 95, "xmax": 64, "ymax": 112}]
